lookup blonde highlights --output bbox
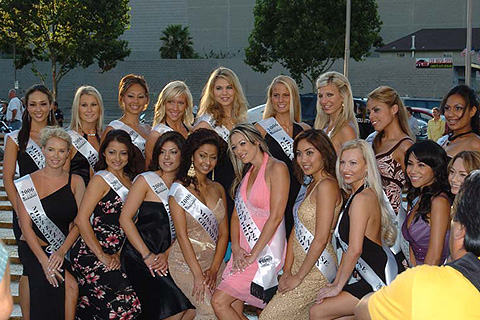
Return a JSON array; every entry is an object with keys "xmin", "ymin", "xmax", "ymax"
[
  {"xmin": 70, "ymin": 85, "xmax": 104, "ymax": 134},
  {"xmin": 153, "ymin": 81, "xmax": 194, "ymax": 128},
  {"xmin": 39, "ymin": 126, "xmax": 72, "ymax": 149},
  {"xmin": 263, "ymin": 75, "xmax": 301, "ymax": 122}
]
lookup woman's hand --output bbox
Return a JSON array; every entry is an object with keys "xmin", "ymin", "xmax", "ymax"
[
  {"xmin": 40, "ymin": 255, "xmax": 63, "ymax": 287},
  {"xmin": 47, "ymin": 248, "xmax": 65, "ymax": 274},
  {"xmin": 192, "ymin": 274, "xmax": 207, "ymax": 303},
  {"xmin": 278, "ymin": 272, "xmax": 301, "ymax": 294},
  {"xmin": 144, "ymin": 253, "xmax": 168, "ymax": 277},
  {"xmin": 203, "ymin": 268, "xmax": 218, "ymax": 293},
  {"xmin": 98, "ymin": 253, "xmax": 121, "ymax": 271},
  {"xmin": 315, "ymin": 283, "xmax": 341, "ymax": 304},
  {"xmin": 231, "ymin": 248, "xmax": 251, "ymax": 273}
]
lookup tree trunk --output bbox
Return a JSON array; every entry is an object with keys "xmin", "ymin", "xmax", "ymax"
[{"xmin": 51, "ymin": 60, "xmax": 58, "ymax": 100}]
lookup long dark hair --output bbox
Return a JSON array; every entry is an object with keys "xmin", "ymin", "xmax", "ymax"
[
  {"xmin": 148, "ymin": 131, "xmax": 186, "ymax": 171},
  {"xmin": 175, "ymin": 128, "xmax": 224, "ymax": 192},
  {"xmin": 405, "ymin": 140, "xmax": 452, "ymax": 222},
  {"xmin": 95, "ymin": 130, "xmax": 137, "ymax": 180},
  {"xmin": 18, "ymin": 84, "xmax": 57, "ymax": 152},
  {"xmin": 440, "ymin": 84, "xmax": 479, "ymax": 134},
  {"xmin": 293, "ymin": 129, "xmax": 337, "ymax": 183}
]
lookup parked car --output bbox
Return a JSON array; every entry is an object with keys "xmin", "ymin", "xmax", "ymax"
[{"xmin": 402, "ymin": 97, "xmax": 442, "ymax": 110}]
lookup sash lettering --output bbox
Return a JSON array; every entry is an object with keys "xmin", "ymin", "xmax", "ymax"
[
  {"xmin": 293, "ymin": 185, "xmax": 337, "ymax": 282},
  {"xmin": 195, "ymin": 114, "xmax": 230, "ymax": 142},
  {"xmin": 258, "ymin": 117, "xmax": 294, "ymax": 160},
  {"xmin": 96, "ymin": 170, "xmax": 129, "ymax": 202},
  {"xmin": 139, "ymin": 172, "xmax": 175, "ymax": 241},
  {"xmin": 169, "ymin": 182, "xmax": 218, "ymax": 242},
  {"xmin": 67, "ymin": 130, "xmax": 99, "ymax": 170},
  {"xmin": 109, "ymin": 120, "xmax": 147, "ymax": 156},
  {"xmin": 14, "ymin": 175, "xmax": 66, "ymax": 251},
  {"xmin": 152, "ymin": 123, "xmax": 174, "ymax": 135},
  {"xmin": 8, "ymin": 130, "xmax": 45, "ymax": 170}
]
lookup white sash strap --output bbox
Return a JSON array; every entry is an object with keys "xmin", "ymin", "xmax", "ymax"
[
  {"xmin": 195, "ymin": 114, "xmax": 230, "ymax": 142},
  {"xmin": 96, "ymin": 170, "xmax": 129, "ymax": 202},
  {"xmin": 234, "ymin": 184, "xmax": 285, "ymax": 300},
  {"xmin": 152, "ymin": 123, "xmax": 174, "ymax": 135},
  {"xmin": 14, "ymin": 175, "xmax": 66, "ymax": 251},
  {"xmin": 139, "ymin": 172, "xmax": 175, "ymax": 241},
  {"xmin": 109, "ymin": 120, "xmax": 147, "ymax": 156},
  {"xmin": 258, "ymin": 117, "xmax": 294, "ymax": 160},
  {"xmin": 384, "ymin": 189, "xmax": 407, "ymax": 255},
  {"xmin": 334, "ymin": 187, "xmax": 398, "ymax": 291},
  {"xmin": 169, "ymin": 182, "xmax": 218, "ymax": 242},
  {"xmin": 67, "ymin": 130, "xmax": 99, "ymax": 170},
  {"xmin": 8, "ymin": 130, "xmax": 45, "ymax": 170},
  {"xmin": 437, "ymin": 134, "xmax": 448, "ymax": 147},
  {"xmin": 293, "ymin": 185, "xmax": 337, "ymax": 282}
]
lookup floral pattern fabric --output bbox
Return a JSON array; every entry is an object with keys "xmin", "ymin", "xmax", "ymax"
[{"xmin": 71, "ymin": 189, "xmax": 141, "ymax": 320}]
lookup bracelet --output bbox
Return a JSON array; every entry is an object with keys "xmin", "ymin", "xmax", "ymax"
[{"xmin": 142, "ymin": 252, "xmax": 153, "ymax": 261}]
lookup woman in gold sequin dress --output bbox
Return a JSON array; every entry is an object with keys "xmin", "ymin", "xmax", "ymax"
[{"xmin": 260, "ymin": 130, "xmax": 342, "ymax": 320}]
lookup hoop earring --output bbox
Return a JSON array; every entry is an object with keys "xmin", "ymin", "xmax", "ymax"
[{"xmin": 188, "ymin": 162, "xmax": 196, "ymax": 178}]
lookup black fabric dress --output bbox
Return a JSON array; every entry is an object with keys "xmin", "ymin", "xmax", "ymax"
[
  {"xmin": 264, "ymin": 123, "xmax": 303, "ymax": 237},
  {"xmin": 121, "ymin": 201, "xmax": 194, "ymax": 319},
  {"xmin": 71, "ymin": 189, "xmax": 141, "ymax": 320},
  {"xmin": 70, "ymin": 133, "xmax": 100, "ymax": 187},
  {"xmin": 18, "ymin": 175, "xmax": 77, "ymax": 320},
  {"xmin": 338, "ymin": 185, "xmax": 387, "ymax": 299}
]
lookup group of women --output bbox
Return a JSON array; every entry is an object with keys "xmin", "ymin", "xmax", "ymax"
[{"xmin": 3, "ymin": 66, "xmax": 480, "ymax": 320}]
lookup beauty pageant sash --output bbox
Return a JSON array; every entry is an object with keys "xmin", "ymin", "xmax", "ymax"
[
  {"xmin": 8, "ymin": 130, "xmax": 45, "ymax": 170},
  {"xmin": 67, "ymin": 130, "xmax": 99, "ymax": 170},
  {"xmin": 195, "ymin": 113, "xmax": 230, "ymax": 142},
  {"xmin": 139, "ymin": 172, "xmax": 176, "ymax": 241},
  {"xmin": 152, "ymin": 123, "xmax": 174, "ymax": 135},
  {"xmin": 334, "ymin": 187, "xmax": 398, "ymax": 291},
  {"xmin": 109, "ymin": 120, "xmax": 146, "ymax": 156},
  {"xmin": 293, "ymin": 185, "xmax": 337, "ymax": 282},
  {"xmin": 234, "ymin": 184, "xmax": 285, "ymax": 303},
  {"xmin": 258, "ymin": 117, "xmax": 294, "ymax": 160},
  {"xmin": 169, "ymin": 182, "xmax": 218, "ymax": 242},
  {"xmin": 96, "ymin": 170, "xmax": 129, "ymax": 202},
  {"xmin": 14, "ymin": 175, "xmax": 65, "ymax": 251}
]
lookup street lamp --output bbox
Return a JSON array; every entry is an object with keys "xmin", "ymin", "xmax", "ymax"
[{"xmin": 343, "ymin": 0, "xmax": 351, "ymax": 79}]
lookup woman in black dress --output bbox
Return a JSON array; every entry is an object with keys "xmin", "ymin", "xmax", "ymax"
[
  {"xmin": 15, "ymin": 127, "xmax": 85, "ymax": 320},
  {"xmin": 120, "ymin": 131, "xmax": 195, "ymax": 320},
  {"xmin": 255, "ymin": 75, "xmax": 310, "ymax": 237},
  {"xmin": 71, "ymin": 130, "xmax": 141, "ymax": 319},
  {"xmin": 66, "ymin": 85, "xmax": 104, "ymax": 186},
  {"xmin": 3, "ymin": 84, "xmax": 57, "ymax": 319}
]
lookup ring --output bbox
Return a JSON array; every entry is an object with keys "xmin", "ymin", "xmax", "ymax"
[
  {"xmin": 50, "ymin": 274, "xmax": 55, "ymax": 277},
  {"xmin": 154, "ymin": 257, "xmax": 158, "ymax": 262}
]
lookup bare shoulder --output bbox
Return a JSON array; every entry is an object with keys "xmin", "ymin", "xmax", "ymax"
[
  {"xmin": 147, "ymin": 130, "xmax": 161, "ymax": 139},
  {"xmin": 315, "ymin": 177, "xmax": 340, "ymax": 198},
  {"xmin": 299, "ymin": 122, "xmax": 311, "ymax": 130},
  {"xmin": 194, "ymin": 121, "xmax": 212, "ymax": 131},
  {"xmin": 468, "ymin": 135, "xmax": 480, "ymax": 150},
  {"xmin": 351, "ymin": 188, "xmax": 377, "ymax": 209},
  {"xmin": 212, "ymin": 181, "xmax": 227, "ymax": 196},
  {"xmin": 397, "ymin": 136, "xmax": 414, "ymax": 153},
  {"xmin": 431, "ymin": 193, "xmax": 451, "ymax": 208},
  {"xmin": 268, "ymin": 156, "xmax": 288, "ymax": 173},
  {"xmin": 339, "ymin": 122, "xmax": 357, "ymax": 140},
  {"xmin": 255, "ymin": 122, "xmax": 267, "ymax": 137},
  {"xmin": 71, "ymin": 174, "xmax": 85, "ymax": 187}
]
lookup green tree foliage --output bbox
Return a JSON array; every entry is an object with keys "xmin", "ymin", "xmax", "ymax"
[
  {"xmin": 0, "ymin": 0, "xmax": 131, "ymax": 98},
  {"xmin": 245, "ymin": 0, "xmax": 383, "ymax": 91},
  {"xmin": 160, "ymin": 24, "xmax": 198, "ymax": 59}
]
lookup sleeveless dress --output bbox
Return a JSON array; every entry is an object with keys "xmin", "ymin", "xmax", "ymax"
[
  {"xmin": 70, "ymin": 133, "xmax": 100, "ymax": 186},
  {"xmin": 218, "ymin": 153, "xmax": 286, "ymax": 309},
  {"xmin": 18, "ymin": 174, "xmax": 77, "ymax": 319},
  {"xmin": 71, "ymin": 188, "xmax": 141, "ymax": 320},
  {"xmin": 167, "ymin": 187, "xmax": 226, "ymax": 320},
  {"xmin": 264, "ymin": 122, "xmax": 303, "ymax": 237},
  {"xmin": 121, "ymin": 201, "xmax": 194, "ymax": 319},
  {"xmin": 260, "ymin": 180, "xmax": 341, "ymax": 320},
  {"xmin": 338, "ymin": 185, "xmax": 387, "ymax": 299}
]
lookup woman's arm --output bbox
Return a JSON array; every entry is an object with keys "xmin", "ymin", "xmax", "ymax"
[
  {"xmin": 393, "ymin": 139, "xmax": 414, "ymax": 172},
  {"xmin": 3, "ymin": 137, "xmax": 20, "ymax": 213},
  {"xmin": 332, "ymin": 124, "xmax": 357, "ymax": 155},
  {"xmin": 144, "ymin": 131, "xmax": 161, "ymax": 169},
  {"xmin": 423, "ymin": 195, "xmax": 451, "ymax": 265},
  {"xmin": 246, "ymin": 161, "xmax": 289, "ymax": 263},
  {"xmin": 99, "ymin": 126, "xmax": 114, "ymax": 144}
]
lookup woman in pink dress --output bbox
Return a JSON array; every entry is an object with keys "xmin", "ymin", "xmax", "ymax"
[{"xmin": 212, "ymin": 124, "xmax": 289, "ymax": 319}]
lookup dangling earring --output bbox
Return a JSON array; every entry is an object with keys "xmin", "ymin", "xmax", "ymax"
[
  {"xmin": 212, "ymin": 169, "xmax": 215, "ymax": 181},
  {"xmin": 363, "ymin": 175, "xmax": 369, "ymax": 188},
  {"xmin": 188, "ymin": 162, "xmax": 196, "ymax": 178},
  {"xmin": 48, "ymin": 111, "xmax": 52, "ymax": 123},
  {"xmin": 342, "ymin": 101, "xmax": 345, "ymax": 108}
]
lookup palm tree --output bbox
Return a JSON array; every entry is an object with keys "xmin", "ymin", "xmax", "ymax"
[{"xmin": 159, "ymin": 24, "xmax": 197, "ymax": 59}]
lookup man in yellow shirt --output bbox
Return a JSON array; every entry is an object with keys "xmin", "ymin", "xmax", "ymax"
[
  {"xmin": 355, "ymin": 170, "xmax": 480, "ymax": 320},
  {"xmin": 427, "ymin": 107, "xmax": 446, "ymax": 142}
]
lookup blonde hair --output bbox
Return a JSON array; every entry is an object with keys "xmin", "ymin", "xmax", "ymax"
[
  {"xmin": 39, "ymin": 126, "xmax": 72, "ymax": 149},
  {"xmin": 198, "ymin": 67, "xmax": 248, "ymax": 126},
  {"xmin": 263, "ymin": 75, "xmax": 301, "ymax": 122},
  {"xmin": 314, "ymin": 71, "xmax": 359, "ymax": 138},
  {"xmin": 448, "ymin": 151, "xmax": 480, "ymax": 174},
  {"xmin": 153, "ymin": 81, "xmax": 194, "ymax": 128},
  {"xmin": 336, "ymin": 139, "xmax": 396, "ymax": 246},
  {"xmin": 367, "ymin": 86, "xmax": 413, "ymax": 151},
  {"xmin": 118, "ymin": 74, "xmax": 149, "ymax": 112},
  {"xmin": 228, "ymin": 124, "xmax": 270, "ymax": 197},
  {"xmin": 70, "ymin": 85, "xmax": 104, "ymax": 134}
]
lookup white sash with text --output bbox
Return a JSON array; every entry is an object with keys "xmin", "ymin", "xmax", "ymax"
[
  {"xmin": 195, "ymin": 113, "xmax": 230, "ymax": 142},
  {"xmin": 8, "ymin": 130, "xmax": 45, "ymax": 170},
  {"xmin": 96, "ymin": 170, "xmax": 129, "ymax": 202},
  {"xmin": 108, "ymin": 120, "xmax": 147, "ymax": 156},
  {"xmin": 67, "ymin": 130, "xmax": 99, "ymax": 170},
  {"xmin": 258, "ymin": 117, "xmax": 294, "ymax": 160}
]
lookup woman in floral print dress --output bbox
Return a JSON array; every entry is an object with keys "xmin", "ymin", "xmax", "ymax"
[{"xmin": 71, "ymin": 130, "xmax": 141, "ymax": 319}]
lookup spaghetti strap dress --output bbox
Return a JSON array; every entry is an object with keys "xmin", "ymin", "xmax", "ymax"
[
  {"xmin": 71, "ymin": 188, "xmax": 141, "ymax": 320},
  {"xmin": 338, "ymin": 185, "xmax": 387, "ymax": 300},
  {"xmin": 217, "ymin": 153, "xmax": 286, "ymax": 309},
  {"xmin": 19, "ymin": 174, "xmax": 77, "ymax": 320},
  {"xmin": 264, "ymin": 123, "xmax": 303, "ymax": 237},
  {"xmin": 70, "ymin": 133, "xmax": 100, "ymax": 186},
  {"xmin": 121, "ymin": 201, "xmax": 194, "ymax": 319}
]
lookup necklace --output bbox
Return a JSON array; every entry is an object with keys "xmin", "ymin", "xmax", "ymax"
[
  {"xmin": 446, "ymin": 130, "xmax": 473, "ymax": 146},
  {"xmin": 86, "ymin": 133, "xmax": 97, "ymax": 136}
]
